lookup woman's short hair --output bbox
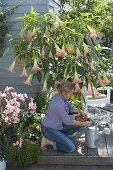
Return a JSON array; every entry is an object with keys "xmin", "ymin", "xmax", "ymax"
[{"xmin": 56, "ymin": 81, "xmax": 75, "ymax": 93}]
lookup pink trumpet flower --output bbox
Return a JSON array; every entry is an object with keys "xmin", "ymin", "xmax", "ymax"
[
  {"xmin": 20, "ymin": 31, "xmax": 25, "ymax": 40},
  {"xmin": 74, "ymin": 83, "xmax": 81, "ymax": 93},
  {"xmin": 97, "ymin": 75, "xmax": 105, "ymax": 86},
  {"xmin": 24, "ymin": 74, "xmax": 33, "ymax": 86},
  {"xmin": 84, "ymin": 82, "xmax": 93, "ymax": 96},
  {"xmin": 49, "ymin": 51, "xmax": 53, "ymax": 58},
  {"xmin": 83, "ymin": 42, "xmax": 91, "ymax": 54},
  {"xmin": 90, "ymin": 60, "xmax": 96, "ymax": 71},
  {"xmin": 41, "ymin": 79, "xmax": 48, "ymax": 93},
  {"xmin": 20, "ymin": 67, "xmax": 28, "ymax": 77},
  {"xmin": 87, "ymin": 26, "xmax": 97, "ymax": 38},
  {"xmin": 103, "ymin": 74, "xmax": 111, "ymax": 85},
  {"xmin": 41, "ymin": 47, "xmax": 46, "ymax": 59},
  {"xmin": 6, "ymin": 60, "xmax": 16, "ymax": 73},
  {"xmin": 87, "ymin": 82, "xmax": 93, "ymax": 95},
  {"xmin": 31, "ymin": 58, "xmax": 42, "ymax": 72},
  {"xmin": 55, "ymin": 44, "xmax": 68, "ymax": 58},
  {"xmin": 45, "ymin": 27, "xmax": 50, "ymax": 38},
  {"xmin": 26, "ymin": 30, "xmax": 33, "ymax": 41},
  {"xmin": 73, "ymin": 70, "xmax": 82, "ymax": 83},
  {"xmin": 32, "ymin": 28, "xmax": 37, "ymax": 36},
  {"xmin": 93, "ymin": 85, "xmax": 101, "ymax": 97},
  {"xmin": 66, "ymin": 45, "xmax": 75, "ymax": 54},
  {"xmin": 76, "ymin": 47, "xmax": 81, "ymax": 60}
]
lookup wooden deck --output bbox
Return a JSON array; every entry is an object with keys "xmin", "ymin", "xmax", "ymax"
[
  {"xmin": 38, "ymin": 128, "xmax": 113, "ymax": 165},
  {"xmin": 7, "ymin": 105, "xmax": 113, "ymax": 169},
  {"xmin": 7, "ymin": 129, "xmax": 113, "ymax": 169},
  {"xmin": 39, "ymin": 104, "xmax": 113, "ymax": 166}
]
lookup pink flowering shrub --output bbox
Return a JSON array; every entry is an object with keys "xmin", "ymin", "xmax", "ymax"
[
  {"xmin": 0, "ymin": 86, "xmax": 36, "ymax": 129},
  {"xmin": 0, "ymin": 86, "xmax": 37, "ymax": 161}
]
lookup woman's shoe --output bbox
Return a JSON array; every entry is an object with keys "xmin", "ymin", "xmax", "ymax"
[
  {"xmin": 41, "ymin": 137, "xmax": 48, "ymax": 150},
  {"xmin": 41, "ymin": 137, "xmax": 53, "ymax": 150}
]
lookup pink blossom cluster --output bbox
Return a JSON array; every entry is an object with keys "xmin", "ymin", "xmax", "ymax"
[
  {"xmin": 13, "ymin": 138, "xmax": 23, "ymax": 147},
  {"xmin": 0, "ymin": 86, "xmax": 37, "ymax": 125},
  {"xmin": 55, "ymin": 49, "xmax": 68, "ymax": 58}
]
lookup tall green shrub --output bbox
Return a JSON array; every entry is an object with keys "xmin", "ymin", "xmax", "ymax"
[{"xmin": 6, "ymin": 7, "xmax": 111, "ymax": 97}]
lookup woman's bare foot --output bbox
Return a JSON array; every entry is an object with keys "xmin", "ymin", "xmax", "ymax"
[{"xmin": 41, "ymin": 137, "xmax": 53, "ymax": 150}]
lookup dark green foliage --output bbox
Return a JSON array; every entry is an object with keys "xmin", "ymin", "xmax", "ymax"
[
  {"xmin": 0, "ymin": 3, "xmax": 19, "ymax": 56},
  {"xmin": 62, "ymin": 0, "xmax": 113, "ymax": 48},
  {"xmin": 9, "ymin": 140, "xmax": 41, "ymax": 167},
  {"xmin": 0, "ymin": 125, "xmax": 17, "ymax": 161},
  {"xmin": 35, "ymin": 91, "xmax": 48, "ymax": 114}
]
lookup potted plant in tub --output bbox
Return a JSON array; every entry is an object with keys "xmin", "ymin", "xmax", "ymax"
[{"xmin": 0, "ymin": 86, "xmax": 39, "ymax": 169}]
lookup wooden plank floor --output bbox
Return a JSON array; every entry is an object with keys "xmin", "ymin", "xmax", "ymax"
[
  {"xmin": 39, "ymin": 124, "xmax": 113, "ymax": 165},
  {"xmin": 7, "ymin": 106, "xmax": 113, "ymax": 169},
  {"xmin": 38, "ymin": 104, "xmax": 113, "ymax": 165}
]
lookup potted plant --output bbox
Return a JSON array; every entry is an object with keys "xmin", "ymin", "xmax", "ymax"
[
  {"xmin": 0, "ymin": 86, "xmax": 39, "ymax": 169},
  {"xmin": 9, "ymin": 139, "xmax": 41, "ymax": 167}
]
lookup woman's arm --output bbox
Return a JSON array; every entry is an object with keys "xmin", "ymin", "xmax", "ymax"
[
  {"xmin": 72, "ymin": 120, "xmax": 92, "ymax": 127},
  {"xmin": 73, "ymin": 108, "xmax": 88, "ymax": 117}
]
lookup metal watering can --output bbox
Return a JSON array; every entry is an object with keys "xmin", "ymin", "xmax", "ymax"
[{"xmin": 85, "ymin": 125, "xmax": 99, "ymax": 148}]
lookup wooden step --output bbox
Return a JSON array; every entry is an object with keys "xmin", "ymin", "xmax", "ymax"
[{"xmin": 38, "ymin": 155, "xmax": 113, "ymax": 165}]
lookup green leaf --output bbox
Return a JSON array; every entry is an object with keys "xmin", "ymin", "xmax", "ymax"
[{"xmin": 36, "ymin": 71, "xmax": 42, "ymax": 82}]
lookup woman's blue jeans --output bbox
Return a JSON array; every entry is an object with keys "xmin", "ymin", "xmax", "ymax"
[{"xmin": 41, "ymin": 124, "xmax": 81, "ymax": 153}]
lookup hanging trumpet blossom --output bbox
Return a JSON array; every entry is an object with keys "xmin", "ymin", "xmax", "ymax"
[
  {"xmin": 41, "ymin": 47, "xmax": 46, "ymax": 59},
  {"xmin": 41, "ymin": 79, "xmax": 48, "ymax": 93},
  {"xmin": 84, "ymin": 82, "xmax": 93, "ymax": 96},
  {"xmin": 66, "ymin": 44, "xmax": 75, "ymax": 54},
  {"xmin": 90, "ymin": 60, "xmax": 96, "ymax": 71},
  {"xmin": 55, "ymin": 44, "xmax": 68, "ymax": 58},
  {"xmin": 73, "ymin": 70, "xmax": 82, "ymax": 83},
  {"xmin": 44, "ymin": 27, "xmax": 50, "ymax": 38},
  {"xmin": 53, "ymin": 16, "xmax": 61, "ymax": 30},
  {"xmin": 32, "ymin": 27, "xmax": 37, "ymax": 36},
  {"xmin": 97, "ymin": 75, "xmax": 105, "ymax": 86},
  {"xmin": 26, "ymin": 30, "xmax": 33, "ymax": 41},
  {"xmin": 87, "ymin": 82, "xmax": 93, "ymax": 96},
  {"xmin": 49, "ymin": 51, "xmax": 53, "ymax": 58},
  {"xmin": 103, "ymin": 74, "xmax": 111, "ymax": 85},
  {"xmin": 92, "ymin": 85, "xmax": 101, "ymax": 97},
  {"xmin": 6, "ymin": 60, "xmax": 16, "ymax": 73},
  {"xmin": 20, "ymin": 30, "xmax": 25, "ymax": 40},
  {"xmin": 87, "ymin": 26, "xmax": 97, "ymax": 38},
  {"xmin": 76, "ymin": 47, "xmax": 82, "ymax": 60},
  {"xmin": 83, "ymin": 42, "xmax": 91, "ymax": 54},
  {"xmin": 74, "ymin": 83, "xmax": 81, "ymax": 93},
  {"xmin": 31, "ymin": 58, "xmax": 42, "ymax": 72},
  {"xmin": 24, "ymin": 73, "xmax": 33, "ymax": 86},
  {"xmin": 20, "ymin": 67, "xmax": 28, "ymax": 77}
]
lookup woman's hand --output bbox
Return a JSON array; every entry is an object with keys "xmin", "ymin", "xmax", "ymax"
[
  {"xmin": 73, "ymin": 108, "xmax": 91, "ymax": 121},
  {"xmin": 82, "ymin": 121, "xmax": 92, "ymax": 127},
  {"xmin": 72, "ymin": 120, "xmax": 93, "ymax": 127},
  {"xmin": 71, "ymin": 113, "xmax": 81, "ymax": 119},
  {"xmin": 79, "ymin": 110, "xmax": 87, "ymax": 117}
]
